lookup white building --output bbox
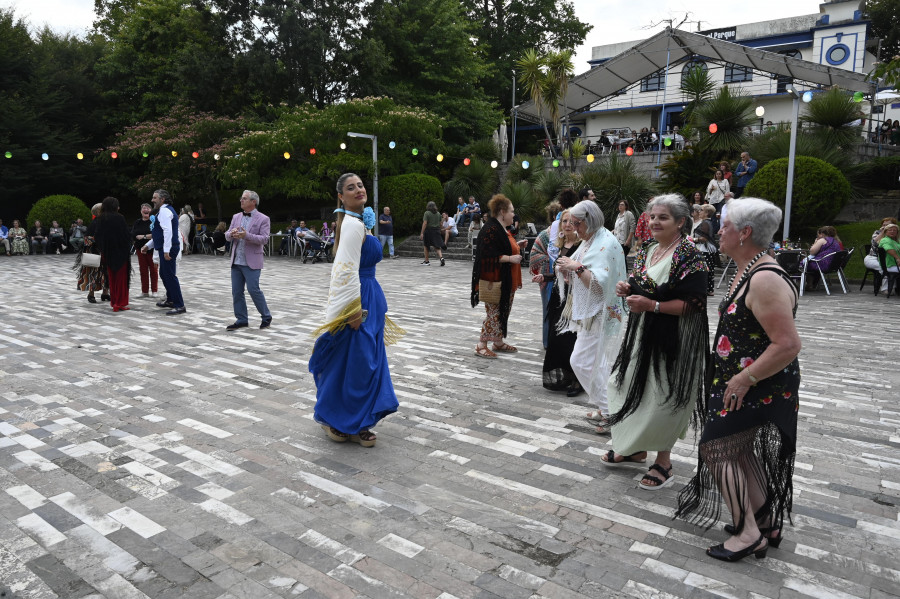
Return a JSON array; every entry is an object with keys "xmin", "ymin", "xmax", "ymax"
[{"xmin": 571, "ymin": 0, "xmax": 891, "ymax": 143}]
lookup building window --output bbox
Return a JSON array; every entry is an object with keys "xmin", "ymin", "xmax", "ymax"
[
  {"xmin": 825, "ymin": 43, "xmax": 850, "ymax": 65},
  {"xmin": 681, "ymin": 59, "xmax": 708, "ymax": 85},
  {"xmin": 724, "ymin": 63, "xmax": 753, "ymax": 83},
  {"xmin": 640, "ymin": 70, "xmax": 664, "ymax": 92},
  {"xmin": 775, "ymin": 50, "xmax": 801, "ymax": 93}
]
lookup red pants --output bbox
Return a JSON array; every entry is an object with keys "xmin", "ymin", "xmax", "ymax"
[
  {"xmin": 107, "ymin": 264, "xmax": 130, "ymax": 310},
  {"xmin": 136, "ymin": 249, "xmax": 158, "ymax": 293}
]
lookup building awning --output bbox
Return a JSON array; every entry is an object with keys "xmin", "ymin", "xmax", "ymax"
[{"xmin": 516, "ymin": 27, "xmax": 875, "ymax": 123}]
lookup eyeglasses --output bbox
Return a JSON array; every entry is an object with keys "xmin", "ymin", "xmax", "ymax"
[{"xmin": 570, "ymin": 218, "xmax": 583, "ymax": 227}]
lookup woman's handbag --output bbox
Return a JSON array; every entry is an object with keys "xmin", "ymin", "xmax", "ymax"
[
  {"xmin": 478, "ymin": 279, "xmax": 501, "ymax": 304},
  {"xmin": 81, "ymin": 253, "xmax": 101, "ymax": 268}
]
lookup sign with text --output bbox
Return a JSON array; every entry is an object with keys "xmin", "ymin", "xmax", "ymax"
[{"xmin": 700, "ymin": 27, "xmax": 737, "ymax": 42}]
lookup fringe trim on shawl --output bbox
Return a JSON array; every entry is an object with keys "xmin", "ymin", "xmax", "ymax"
[
  {"xmin": 675, "ymin": 423, "xmax": 795, "ymax": 533},
  {"xmin": 310, "ymin": 297, "xmax": 406, "ymax": 347},
  {"xmin": 311, "ymin": 297, "xmax": 362, "ymax": 338},
  {"xmin": 383, "ymin": 316, "xmax": 406, "ymax": 346}
]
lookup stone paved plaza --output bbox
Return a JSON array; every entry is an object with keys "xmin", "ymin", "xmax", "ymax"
[{"xmin": 1, "ymin": 253, "xmax": 899, "ymax": 599}]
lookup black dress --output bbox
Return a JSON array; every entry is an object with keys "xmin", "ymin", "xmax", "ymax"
[
  {"xmin": 542, "ymin": 242, "xmax": 581, "ymax": 390},
  {"xmin": 677, "ymin": 266, "xmax": 800, "ymax": 533}
]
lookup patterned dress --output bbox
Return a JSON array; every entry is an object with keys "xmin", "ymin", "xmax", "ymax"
[{"xmin": 677, "ymin": 266, "xmax": 800, "ymax": 533}]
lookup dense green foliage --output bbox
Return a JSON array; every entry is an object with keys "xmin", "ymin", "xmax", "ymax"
[
  {"xmin": 25, "ymin": 195, "xmax": 92, "ymax": 230},
  {"xmin": 690, "ymin": 86, "xmax": 756, "ymax": 154},
  {"xmin": 578, "ymin": 154, "xmax": 654, "ymax": 225},
  {"xmin": 658, "ymin": 145, "xmax": 722, "ymax": 198},
  {"xmin": 857, "ymin": 156, "xmax": 900, "ymax": 189},
  {"xmin": 744, "ymin": 156, "xmax": 851, "ymax": 232},
  {"xmin": 380, "ymin": 173, "xmax": 444, "ymax": 235},
  {"xmin": 866, "ymin": 0, "xmax": 900, "ymax": 59},
  {"xmin": 801, "ymin": 87, "xmax": 865, "ymax": 150},
  {"xmin": 443, "ymin": 159, "xmax": 499, "ymax": 211}
]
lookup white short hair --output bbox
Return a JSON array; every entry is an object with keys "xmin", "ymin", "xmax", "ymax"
[
  {"xmin": 244, "ymin": 190, "xmax": 260, "ymax": 206},
  {"xmin": 725, "ymin": 197, "xmax": 782, "ymax": 248},
  {"xmin": 568, "ymin": 200, "xmax": 604, "ymax": 236}
]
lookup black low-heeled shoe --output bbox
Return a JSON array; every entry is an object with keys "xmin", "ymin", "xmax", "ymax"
[
  {"xmin": 87, "ymin": 295, "xmax": 97, "ymax": 304},
  {"xmin": 100, "ymin": 293, "xmax": 111, "ymax": 302},
  {"xmin": 706, "ymin": 533, "xmax": 767, "ymax": 562},
  {"xmin": 723, "ymin": 525, "xmax": 782, "ymax": 548}
]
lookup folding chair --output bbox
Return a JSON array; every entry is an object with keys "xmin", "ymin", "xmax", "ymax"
[
  {"xmin": 799, "ymin": 249, "xmax": 851, "ymax": 296},
  {"xmin": 877, "ymin": 246, "xmax": 899, "ymax": 298},
  {"xmin": 775, "ymin": 251, "xmax": 803, "ymax": 290},
  {"xmin": 859, "ymin": 244, "xmax": 883, "ymax": 294}
]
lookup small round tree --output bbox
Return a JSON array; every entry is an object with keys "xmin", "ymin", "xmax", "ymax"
[
  {"xmin": 26, "ymin": 195, "xmax": 92, "ymax": 229},
  {"xmin": 743, "ymin": 156, "xmax": 851, "ymax": 232},
  {"xmin": 380, "ymin": 173, "xmax": 444, "ymax": 235}
]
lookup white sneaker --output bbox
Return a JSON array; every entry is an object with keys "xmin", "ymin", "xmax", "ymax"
[{"xmin": 420, "ymin": 260, "xmax": 430, "ymax": 265}]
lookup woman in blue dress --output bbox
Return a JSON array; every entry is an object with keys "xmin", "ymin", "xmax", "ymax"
[{"xmin": 309, "ymin": 173, "xmax": 404, "ymax": 447}]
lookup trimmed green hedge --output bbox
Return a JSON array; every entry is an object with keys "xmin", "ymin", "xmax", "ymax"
[
  {"xmin": 380, "ymin": 174, "xmax": 443, "ymax": 235},
  {"xmin": 26, "ymin": 195, "xmax": 92, "ymax": 229},
  {"xmin": 744, "ymin": 156, "xmax": 850, "ymax": 232}
]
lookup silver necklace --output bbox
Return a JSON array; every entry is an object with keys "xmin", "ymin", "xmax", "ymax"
[
  {"xmin": 649, "ymin": 236, "xmax": 681, "ymax": 267},
  {"xmin": 726, "ymin": 250, "xmax": 768, "ymax": 302}
]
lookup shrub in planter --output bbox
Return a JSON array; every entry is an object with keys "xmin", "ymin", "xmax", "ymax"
[
  {"xmin": 380, "ymin": 173, "xmax": 443, "ymax": 235},
  {"xmin": 743, "ymin": 156, "xmax": 851, "ymax": 232},
  {"xmin": 26, "ymin": 195, "xmax": 92, "ymax": 229}
]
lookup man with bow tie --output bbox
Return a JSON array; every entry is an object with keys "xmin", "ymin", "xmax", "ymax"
[{"xmin": 225, "ymin": 190, "xmax": 272, "ymax": 330}]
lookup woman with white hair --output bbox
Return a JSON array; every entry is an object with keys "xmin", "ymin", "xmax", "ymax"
[
  {"xmin": 602, "ymin": 194, "xmax": 709, "ymax": 490},
  {"xmin": 677, "ymin": 197, "xmax": 801, "ymax": 563},
  {"xmin": 555, "ymin": 200, "xmax": 627, "ymax": 418}
]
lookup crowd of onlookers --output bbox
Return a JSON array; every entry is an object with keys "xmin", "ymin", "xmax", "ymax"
[{"xmin": 0, "ymin": 218, "xmax": 89, "ymax": 255}]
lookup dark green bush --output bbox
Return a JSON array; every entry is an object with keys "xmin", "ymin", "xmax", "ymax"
[
  {"xmin": 743, "ymin": 156, "xmax": 851, "ymax": 232},
  {"xmin": 857, "ymin": 156, "xmax": 900, "ymax": 190},
  {"xmin": 658, "ymin": 145, "xmax": 723, "ymax": 199},
  {"xmin": 26, "ymin": 195, "xmax": 92, "ymax": 229},
  {"xmin": 380, "ymin": 174, "xmax": 443, "ymax": 235}
]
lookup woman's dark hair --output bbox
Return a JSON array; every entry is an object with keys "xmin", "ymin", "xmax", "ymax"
[
  {"xmin": 334, "ymin": 173, "xmax": 362, "ymax": 257},
  {"xmin": 488, "ymin": 194, "xmax": 512, "ymax": 217},
  {"xmin": 618, "ymin": 199, "xmax": 629, "ymax": 210},
  {"xmin": 101, "ymin": 196, "xmax": 120, "ymax": 214},
  {"xmin": 559, "ymin": 189, "xmax": 578, "ymax": 209},
  {"xmin": 426, "ymin": 201, "xmax": 438, "ymax": 213}
]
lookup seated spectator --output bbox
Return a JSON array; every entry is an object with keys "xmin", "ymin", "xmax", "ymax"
[
  {"xmin": 9, "ymin": 220, "xmax": 28, "ymax": 255},
  {"xmin": 69, "ymin": 219, "xmax": 87, "ymax": 252},
  {"xmin": 865, "ymin": 217, "xmax": 898, "ymax": 292},
  {"xmin": 459, "ymin": 196, "xmax": 481, "ymax": 227},
  {"xmin": 48, "ymin": 220, "xmax": 68, "ymax": 254},
  {"xmin": 803, "ymin": 225, "xmax": 843, "ymax": 288},
  {"xmin": 280, "ymin": 219, "xmax": 298, "ymax": 254},
  {"xmin": 29, "ymin": 220, "xmax": 49, "ymax": 254},
  {"xmin": 321, "ymin": 221, "xmax": 332, "ymax": 242},
  {"xmin": 0, "ymin": 219, "xmax": 9, "ymax": 255},
  {"xmin": 453, "ymin": 196, "xmax": 466, "ymax": 223},
  {"xmin": 441, "ymin": 212, "xmax": 458, "ymax": 245},
  {"xmin": 211, "ymin": 221, "xmax": 228, "ymax": 254},
  {"xmin": 879, "ymin": 223, "xmax": 900, "ymax": 279}
]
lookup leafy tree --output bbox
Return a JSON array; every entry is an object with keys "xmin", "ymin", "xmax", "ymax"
[
  {"xmin": 658, "ymin": 145, "xmax": 721, "ymax": 199},
  {"xmin": 517, "ymin": 49, "xmax": 556, "ymax": 158},
  {"xmin": 578, "ymin": 153, "xmax": 654, "ymax": 224},
  {"xmin": 505, "ymin": 154, "xmax": 545, "ymax": 185},
  {"xmin": 106, "ymin": 105, "xmax": 247, "ymax": 218},
  {"xmin": 26, "ymin": 195, "xmax": 92, "ymax": 231},
  {"xmin": 443, "ymin": 159, "xmax": 499, "ymax": 210},
  {"xmin": 365, "ymin": 0, "xmax": 500, "ymax": 145},
  {"xmin": 866, "ymin": 0, "xmax": 900, "ymax": 60},
  {"xmin": 380, "ymin": 173, "xmax": 443, "ymax": 234},
  {"xmin": 466, "ymin": 0, "xmax": 591, "ymax": 110},
  {"xmin": 680, "ymin": 62, "xmax": 716, "ymax": 125},
  {"xmin": 94, "ymin": 0, "xmax": 238, "ymax": 129},
  {"xmin": 219, "ymin": 97, "xmax": 446, "ymax": 214}
]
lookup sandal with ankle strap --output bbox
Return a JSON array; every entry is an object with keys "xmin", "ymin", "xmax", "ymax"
[
  {"xmin": 350, "ymin": 430, "xmax": 376, "ymax": 448},
  {"xmin": 492, "ymin": 342, "xmax": 517, "ymax": 353},
  {"xmin": 475, "ymin": 345, "xmax": 497, "ymax": 359},
  {"xmin": 322, "ymin": 425, "xmax": 349, "ymax": 443},
  {"xmin": 638, "ymin": 464, "xmax": 674, "ymax": 490}
]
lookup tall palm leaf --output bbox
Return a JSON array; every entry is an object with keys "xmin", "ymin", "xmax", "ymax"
[
  {"xmin": 443, "ymin": 158, "xmax": 498, "ymax": 209},
  {"xmin": 505, "ymin": 154, "xmax": 545, "ymax": 185},
  {"xmin": 801, "ymin": 87, "xmax": 865, "ymax": 150},
  {"xmin": 691, "ymin": 86, "xmax": 756, "ymax": 154},
  {"xmin": 516, "ymin": 49, "xmax": 556, "ymax": 158},
  {"xmin": 499, "ymin": 180, "xmax": 539, "ymax": 222},
  {"xmin": 580, "ymin": 153, "xmax": 655, "ymax": 223},
  {"xmin": 680, "ymin": 63, "xmax": 716, "ymax": 123},
  {"xmin": 546, "ymin": 50, "xmax": 574, "ymax": 169}
]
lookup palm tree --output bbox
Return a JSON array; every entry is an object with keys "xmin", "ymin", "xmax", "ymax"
[
  {"xmin": 680, "ymin": 62, "xmax": 716, "ymax": 125},
  {"xmin": 545, "ymin": 50, "xmax": 574, "ymax": 169},
  {"xmin": 802, "ymin": 86, "xmax": 865, "ymax": 150},
  {"xmin": 690, "ymin": 85, "xmax": 756, "ymax": 154},
  {"xmin": 517, "ymin": 49, "xmax": 556, "ymax": 158}
]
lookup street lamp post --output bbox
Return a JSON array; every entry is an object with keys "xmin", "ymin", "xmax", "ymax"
[
  {"xmin": 783, "ymin": 85, "xmax": 801, "ymax": 242},
  {"xmin": 511, "ymin": 70, "xmax": 516, "ymax": 163},
  {"xmin": 347, "ymin": 132, "xmax": 378, "ymax": 236}
]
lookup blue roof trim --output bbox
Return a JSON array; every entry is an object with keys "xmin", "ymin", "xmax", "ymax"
[
  {"xmin": 740, "ymin": 31, "xmax": 813, "ymax": 48},
  {"xmin": 570, "ymin": 90, "xmax": 816, "ymax": 117}
]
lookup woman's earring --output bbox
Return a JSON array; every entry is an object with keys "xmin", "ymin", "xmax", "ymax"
[{"xmin": 739, "ymin": 238, "xmax": 744, "ymax": 246}]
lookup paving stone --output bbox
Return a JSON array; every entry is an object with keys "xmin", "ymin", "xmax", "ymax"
[{"xmin": 1, "ymin": 254, "xmax": 898, "ymax": 599}]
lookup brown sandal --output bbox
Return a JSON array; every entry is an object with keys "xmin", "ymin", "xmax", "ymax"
[
  {"xmin": 492, "ymin": 342, "xmax": 518, "ymax": 353},
  {"xmin": 350, "ymin": 430, "xmax": 376, "ymax": 448},
  {"xmin": 475, "ymin": 345, "xmax": 497, "ymax": 359},
  {"xmin": 322, "ymin": 425, "xmax": 349, "ymax": 443}
]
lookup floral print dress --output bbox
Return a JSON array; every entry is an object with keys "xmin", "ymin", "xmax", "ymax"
[{"xmin": 677, "ymin": 266, "xmax": 800, "ymax": 532}]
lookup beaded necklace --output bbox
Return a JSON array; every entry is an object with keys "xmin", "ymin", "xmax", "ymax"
[
  {"xmin": 648, "ymin": 235, "xmax": 681, "ymax": 267},
  {"xmin": 725, "ymin": 250, "xmax": 768, "ymax": 302}
]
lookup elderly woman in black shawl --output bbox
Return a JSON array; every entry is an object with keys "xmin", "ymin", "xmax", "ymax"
[
  {"xmin": 471, "ymin": 194, "xmax": 526, "ymax": 358},
  {"xmin": 95, "ymin": 196, "xmax": 132, "ymax": 312},
  {"xmin": 601, "ymin": 194, "xmax": 709, "ymax": 491}
]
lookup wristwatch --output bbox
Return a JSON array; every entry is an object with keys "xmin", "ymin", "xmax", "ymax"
[{"xmin": 653, "ymin": 301, "xmax": 660, "ymax": 314}]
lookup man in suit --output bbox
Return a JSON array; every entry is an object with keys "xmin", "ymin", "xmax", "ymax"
[
  {"xmin": 224, "ymin": 189, "xmax": 272, "ymax": 330},
  {"xmin": 142, "ymin": 189, "xmax": 186, "ymax": 315}
]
